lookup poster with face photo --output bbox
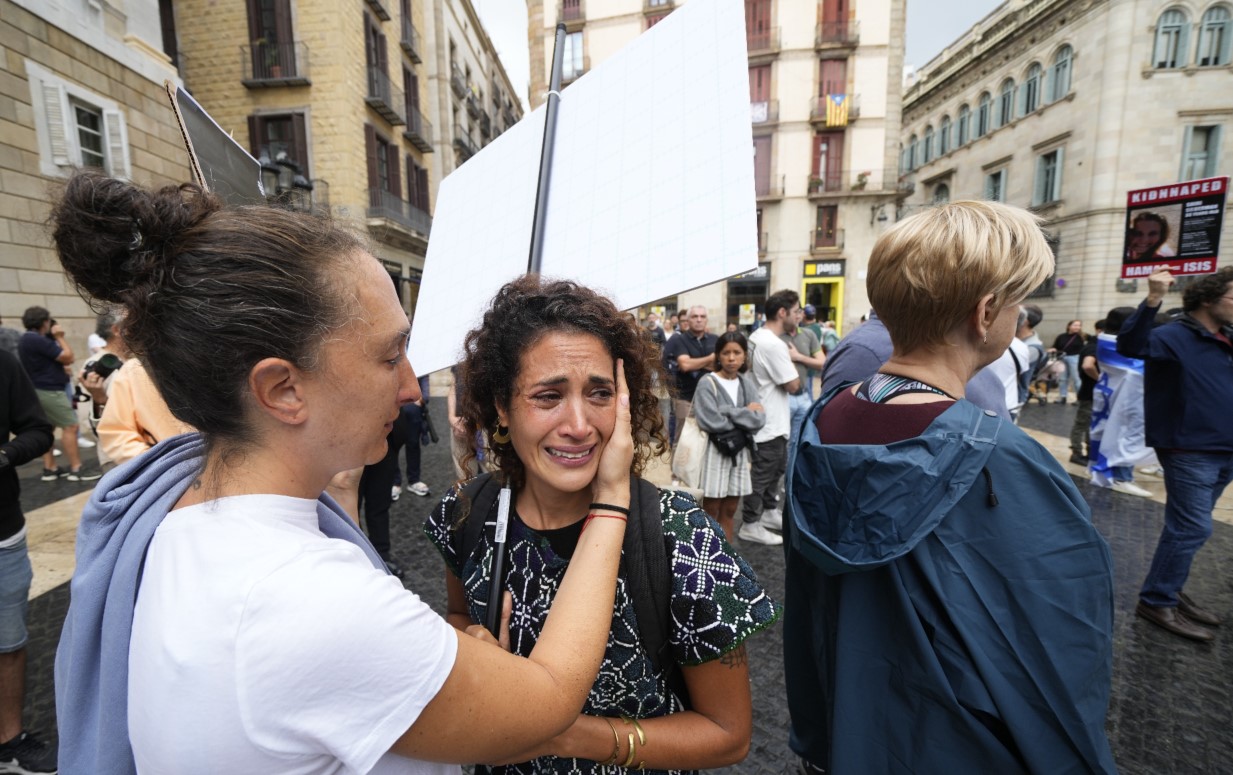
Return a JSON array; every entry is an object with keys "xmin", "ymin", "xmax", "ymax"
[{"xmin": 1122, "ymin": 176, "xmax": 1228, "ymax": 279}]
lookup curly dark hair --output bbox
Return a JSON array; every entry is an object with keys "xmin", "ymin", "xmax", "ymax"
[
  {"xmin": 457, "ymin": 275, "xmax": 669, "ymax": 491},
  {"xmin": 1183, "ymin": 266, "xmax": 1233, "ymax": 313}
]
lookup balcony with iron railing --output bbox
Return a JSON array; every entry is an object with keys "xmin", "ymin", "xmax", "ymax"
[
  {"xmin": 478, "ymin": 111, "xmax": 491, "ymax": 138},
  {"xmin": 644, "ymin": 0, "xmax": 674, "ymax": 10},
  {"xmin": 363, "ymin": 0, "xmax": 390, "ymax": 21},
  {"xmin": 241, "ymin": 40, "xmax": 310, "ymax": 87},
  {"xmin": 811, "ymin": 228, "xmax": 845, "ymax": 252},
  {"xmin": 403, "ymin": 105, "xmax": 434, "ymax": 153},
  {"xmin": 366, "ymin": 66, "xmax": 406, "ymax": 125},
  {"xmin": 807, "ymin": 169, "xmax": 912, "ymax": 197},
  {"xmin": 751, "ymin": 99, "xmax": 779, "ymax": 125},
  {"xmin": 747, "ymin": 27, "xmax": 780, "ymax": 57},
  {"xmin": 503, "ymin": 104, "xmax": 517, "ymax": 126},
  {"xmin": 400, "ymin": 16, "xmax": 422, "ymax": 64},
  {"xmin": 368, "ymin": 187, "xmax": 431, "ymax": 239},
  {"xmin": 453, "ymin": 124, "xmax": 478, "ymax": 161},
  {"xmin": 465, "ymin": 93, "xmax": 482, "ymax": 119},
  {"xmin": 809, "ymin": 93, "xmax": 861, "ymax": 125},
  {"xmin": 450, "ymin": 62, "xmax": 467, "ymax": 98},
  {"xmin": 816, "ymin": 19, "xmax": 860, "ymax": 48},
  {"xmin": 756, "ymin": 174, "xmax": 785, "ymax": 201}
]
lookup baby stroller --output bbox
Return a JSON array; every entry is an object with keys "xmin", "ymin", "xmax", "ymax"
[{"xmin": 1030, "ymin": 352, "xmax": 1067, "ymax": 405}]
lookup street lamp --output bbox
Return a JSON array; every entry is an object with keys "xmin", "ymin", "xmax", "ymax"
[
  {"xmin": 259, "ymin": 156, "xmax": 281, "ymax": 199},
  {"xmin": 870, "ymin": 204, "xmax": 890, "ymax": 226}
]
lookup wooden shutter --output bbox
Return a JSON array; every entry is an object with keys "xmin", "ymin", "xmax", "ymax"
[
  {"xmin": 753, "ymin": 135, "xmax": 771, "ymax": 193},
  {"xmin": 746, "ymin": 0, "xmax": 769, "ymax": 37},
  {"xmin": 822, "ymin": 0, "xmax": 846, "ymax": 23},
  {"xmin": 247, "ymin": 114, "xmax": 262, "ymax": 158},
  {"xmin": 389, "ymin": 141, "xmax": 401, "ymax": 198},
  {"xmin": 407, "ymin": 156, "xmax": 418, "ymax": 209},
  {"xmin": 365, "ymin": 124, "xmax": 379, "ymax": 202},
  {"xmin": 820, "ymin": 59, "xmax": 846, "ymax": 96},
  {"xmin": 291, "ymin": 113, "xmax": 308, "ymax": 177},
  {"xmin": 749, "ymin": 65, "xmax": 770, "ymax": 101},
  {"xmin": 41, "ymin": 82, "xmax": 70, "ymax": 166},
  {"xmin": 823, "ymin": 131, "xmax": 843, "ymax": 184},
  {"xmin": 103, "ymin": 109, "xmax": 130, "ymax": 178},
  {"xmin": 417, "ymin": 167, "xmax": 429, "ymax": 211}
]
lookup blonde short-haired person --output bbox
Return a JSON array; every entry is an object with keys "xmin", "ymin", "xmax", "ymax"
[{"xmin": 783, "ymin": 201, "xmax": 1117, "ymax": 773}]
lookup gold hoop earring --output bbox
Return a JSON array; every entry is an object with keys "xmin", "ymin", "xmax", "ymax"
[{"xmin": 492, "ymin": 424, "xmax": 511, "ymax": 444}]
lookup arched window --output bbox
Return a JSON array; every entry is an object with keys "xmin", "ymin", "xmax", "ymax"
[
  {"xmin": 997, "ymin": 78, "xmax": 1016, "ymax": 126},
  {"xmin": 923, "ymin": 125, "xmax": 935, "ymax": 163},
  {"xmin": 1154, "ymin": 8, "xmax": 1191, "ymax": 68},
  {"xmin": 933, "ymin": 183, "xmax": 951, "ymax": 204},
  {"xmin": 907, "ymin": 134, "xmax": 918, "ymax": 170},
  {"xmin": 939, "ymin": 115, "xmax": 951, "ymax": 155},
  {"xmin": 957, "ymin": 104, "xmax": 970, "ymax": 145},
  {"xmin": 1047, "ymin": 45, "xmax": 1073, "ymax": 102},
  {"xmin": 1022, "ymin": 63, "xmax": 1043, "ymax": 114},
  {"xmin": 976, "ymin": 93, "xmax": 991, "ymax": 137},
  {"xmin": 1198, "ymin": 6, "xmax": 1232, "ymax": 66}
]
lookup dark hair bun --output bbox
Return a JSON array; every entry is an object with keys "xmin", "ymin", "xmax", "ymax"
[{"xmin": 50, "ymin": 172, "xmax": 220, "ymax": 304}]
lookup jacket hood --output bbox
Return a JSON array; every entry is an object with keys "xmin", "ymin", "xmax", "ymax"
[{"xmin": 787, "ymin": 389, "xmax": 1003, "ymax": 575}]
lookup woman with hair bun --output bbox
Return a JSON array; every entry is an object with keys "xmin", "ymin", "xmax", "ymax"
[
  {"xmin": 51, "ymin": 172, "xmax": 634, "ymax": 774},
  {"xmin": 424, "ymin": 276, "xmax": 780, "ymax": 774}
]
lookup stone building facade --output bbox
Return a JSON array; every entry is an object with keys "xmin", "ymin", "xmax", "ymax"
[
  {"xmin": 900, "ymin": 0, "xmax": 1232, "ymax": 341},
  {"xmin": 174, "ymin": 0, "xmax": 523, "ymax": 317},
  {"xmin": 526, "ymin": 0, "xmax": 906, "ymax": 333},
  {"xmin": 0, "ymin": 0, "xmax": 189, "ymax": 343}
]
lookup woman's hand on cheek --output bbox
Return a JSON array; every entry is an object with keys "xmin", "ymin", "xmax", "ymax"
[{"xmin": 592, "ymin": 359, "xmax": 633, "ymax": 506}]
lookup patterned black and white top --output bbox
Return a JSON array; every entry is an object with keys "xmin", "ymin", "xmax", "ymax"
[{"xmin": 423, "ymin": 485, "xmax": 781, "ymax": 775}]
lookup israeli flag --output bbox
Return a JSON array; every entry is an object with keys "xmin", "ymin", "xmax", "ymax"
[{"xmin": 1089, "ymin": 333, "xmax": 1157, "ymax": 486}]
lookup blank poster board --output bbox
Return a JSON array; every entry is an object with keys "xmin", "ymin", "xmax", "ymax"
[
  {"xmin": 164, "ymin": 81, "xmax": 264, "ymax": 206},
  {"xmin": 409, "ymin": 0, "xmax": 758, "ymax": 375}
]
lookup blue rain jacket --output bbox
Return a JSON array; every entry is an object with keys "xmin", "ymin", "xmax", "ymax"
[{"xmin": 784, "ymin": 391, "xmax": 1117, "ymax": 774}]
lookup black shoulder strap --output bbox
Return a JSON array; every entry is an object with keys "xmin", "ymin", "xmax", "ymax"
[
  {"xmin": 451, "ymin": 472, "xmax": 503, "ymax": 567},
  {"xmin": 624, "ymin": 478, "xmax": 691, "ymax": 709}
]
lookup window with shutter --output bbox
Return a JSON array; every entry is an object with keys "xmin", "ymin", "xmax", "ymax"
[
  {"xmin": 27, "ymin": 62, "xmax": 131, "ymax": 178},
  {"xmin": 957, "ymin": 104, "xmax": 970, "ymax": 146},
  {"xmin": 1198, "ymin": 7, "xmax": 1232, "ymax": 66},
  {"xmin": 1154, "ymin": 9, "xmax": 1190, "ymax": 68}
]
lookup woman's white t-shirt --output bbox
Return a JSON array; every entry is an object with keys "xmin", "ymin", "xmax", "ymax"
[
  {"xmin": 712, "ymin": 373, "xmax": 742, "ymax": 405},
  {"xmin": 128, "ymin": 494, "xmax": 459, "ymax": 775}
]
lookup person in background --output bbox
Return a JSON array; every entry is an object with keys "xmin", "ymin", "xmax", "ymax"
[
  {"xmin": 800, "ymin": 306, "xmax": 825, "ymax": 398},
  {"xmin": 693, "ymin": 332, "xmax": 765, "ymax": 541},
  {"xmin": 1089, "ymin": 306, "xmax": 1154, "ymax": 498},
  {"xmin": 17, "ymin": 307, "xmax": 96, "ymax": 482},
  {"xmin": 96, "ymin": 356, "xmax": 194, "ymax": 468},
  {"xmin": 1120, "ymin": 266, "xmax": 1233, "ymax": 642},
  {"xmin": 740, "ymin": 290, "xmax": 802, "ymax": 546},
  {"xmin": 662, "ymin": 306, "xmax": 718, "ymax": 445},
  {"xmin": 785, "ymin": 200, "xmax": 1115, "ymax": 774},
  {"xmin": 1068, "ymin": 319, "xmax": 1103, "ymax": 466},
  {"xmin": 782, "ymin": 306, "xmax": 825, "ymax": 451},
  {"xmin": 78, "ymin": 309, "xmax": 131, "ymax": 470},
  {"xmin": 646, "ymin": 312, "xmax": 667, "ymax": 350},
  {"xmin": 392, "ymin": 374, "xmax": 434, "ymax": 501},
  {"xmin": 0, "ymin": 317, "xmax": 18, "ymax": 359},
  {"xmin": 1051, "ymin": 320, "xmax": 1086, "ymax": 405},
  {"xmin": 984, "ymin": 308, "xmax": 1031, "ymax": 423},
  {"xmin": 51, "ymin": 171, "xmax": 635, "ymax": 774},
  {"xmin": 0, "ymin": 351, "xmax": 57, "ymax": 773}
]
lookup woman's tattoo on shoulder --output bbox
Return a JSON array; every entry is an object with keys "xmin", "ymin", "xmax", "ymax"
[{"xmin": 720, "ymin": 645, "xmax": 747, "ymax": 669}]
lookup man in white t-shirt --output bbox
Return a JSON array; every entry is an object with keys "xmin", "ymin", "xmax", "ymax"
[{"xmin": 740, "ymin": 290, "xmax": 802, "ymax": 545}]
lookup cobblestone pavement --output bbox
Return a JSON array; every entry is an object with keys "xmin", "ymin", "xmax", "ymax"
[{"xmin": 13, "ymin": 399, "xmax": 1233, "ymax": 773}]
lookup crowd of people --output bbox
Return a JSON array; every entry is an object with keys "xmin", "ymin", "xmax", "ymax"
[{"xmin": 0, "ymin": 170, "xmax": 1226, "ymax": 774}]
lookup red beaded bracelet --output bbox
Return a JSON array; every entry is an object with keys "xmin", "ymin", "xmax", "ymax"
[{"xmin": 581, "ymin": 512, "xmax": 628, "ymax": 532}]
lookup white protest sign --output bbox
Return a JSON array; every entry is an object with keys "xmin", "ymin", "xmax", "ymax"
[{"xmin": 408, "ymin": 0, "xmax": 757, "ymax": 375}]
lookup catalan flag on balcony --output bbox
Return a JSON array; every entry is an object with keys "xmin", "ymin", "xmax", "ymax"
[{"xmin": 826, "ymin": 94, "xmax": 848, "ymax": 127}]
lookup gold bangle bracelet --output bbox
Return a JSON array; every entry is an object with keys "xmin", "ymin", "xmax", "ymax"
[
  {"xmin": 622, "ymin": 732, "xmax": 637, "ymax": 768},
  {"xmin": 601, "ymin": 717, "xmax": 620, "ymax": 766},
  {"xmin": 620, "ymin": 714, "xmax": 647, "ymax": 746}
]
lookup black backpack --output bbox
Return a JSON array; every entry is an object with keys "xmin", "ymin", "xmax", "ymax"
[{"xmin": 449, "ymin": 473, "xmax": 691, "ymax": 709}]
